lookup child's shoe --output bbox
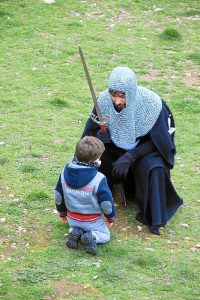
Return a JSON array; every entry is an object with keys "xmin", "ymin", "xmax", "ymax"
[
  {"xmin": 66, "ymin": 227, "xmax": 82, "ymax": 249},
  {"xmin": 81, "ymin": 231, "xmax": 98, "ymax": 255}
]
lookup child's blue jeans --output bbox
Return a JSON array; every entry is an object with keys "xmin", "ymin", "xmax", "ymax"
[{"xmin": 67, "ymin": 216, "xmax": 110, "ymax": 244}]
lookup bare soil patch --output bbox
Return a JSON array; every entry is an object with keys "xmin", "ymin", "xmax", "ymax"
[
  {"xmin": 111, "ymin": 205, "xmax": 151, "ymax": 238},
  {"xmin": 183, "ymin": 69, "xmax": 200, "ymax": 86},
  {"xmin": 45, "ymin": 279, "xmax": 105, "ymax": 300}
]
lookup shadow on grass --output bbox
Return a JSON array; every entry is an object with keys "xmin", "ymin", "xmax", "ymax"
[
  {"xmin": 49, "ymin": 98, "xmax": 69, "ymax": 108},
  {"xmin": 188, "ymin": 52, "xmax": 200, "ymax": 65},
  {"xmin": 21, "ymin": 164, "xmax": 37, "ymax": 173},
  {"xmin": 173, "ymin": 99, "xmax": 200, "ymax": 114}
]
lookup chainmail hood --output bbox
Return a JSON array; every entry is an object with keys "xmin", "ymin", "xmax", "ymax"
[{"xmin": 98, "ymin": 67, "xmax": 162, "ymax": 145}]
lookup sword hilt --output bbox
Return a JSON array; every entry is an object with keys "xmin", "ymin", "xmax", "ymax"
[
  {"xmin": 90, "ymin": 113, "xmax": 109, "ymax": 132},
  {"xmin": 100, "ymin": 123, "xmax": 107, "ymax": 132}
]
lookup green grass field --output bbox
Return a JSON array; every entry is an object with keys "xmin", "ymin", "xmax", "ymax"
[{"xmin": 0, "ymin": 1, "xmax": 200, "ymax": 299}]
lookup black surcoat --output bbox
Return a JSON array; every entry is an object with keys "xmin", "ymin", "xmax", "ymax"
[{"xmin": 82, "ymin": 101, "xmax": 183, "ymax": 234}]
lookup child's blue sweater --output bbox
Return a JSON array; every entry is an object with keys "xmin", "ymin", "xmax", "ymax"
[{"xmin": 54, "ymin": 162, "xmax": 115, "ymax": 222}]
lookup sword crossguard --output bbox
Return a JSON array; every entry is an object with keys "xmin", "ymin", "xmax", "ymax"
[{"xmin": 90, "ymin": 113, "xmax": 110, "ymax": 127}]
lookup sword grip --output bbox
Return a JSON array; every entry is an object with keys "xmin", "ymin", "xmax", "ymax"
[{"xmin": 100, "ymin": 124, "xmax": 107, "ymax": 132}]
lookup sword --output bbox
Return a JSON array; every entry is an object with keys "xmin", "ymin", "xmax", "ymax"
[{"xmin": 79, "ymin": 47, "xmax": 108, "ymax": 132}]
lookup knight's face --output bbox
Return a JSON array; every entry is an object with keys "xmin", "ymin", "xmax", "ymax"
[{"xmin": 111, "ymin": 92, "xmax": 126, "ymax": 112}]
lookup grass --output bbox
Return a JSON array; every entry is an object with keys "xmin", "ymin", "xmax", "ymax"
[
  {"xmin": 0, "ymin": 0, "xmax": 200, "ymax": 299},
  {"xmin": 160, "ymin": 28, "xmax": 182, "ymax": 40},
  {"xmin": 188, "ymin": 52, "xmax": 200, "ymax": 65}
]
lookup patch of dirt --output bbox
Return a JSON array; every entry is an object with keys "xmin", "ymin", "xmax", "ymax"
[
  {"xmin": 41, "ymin": 153, "xmax": 51, "ymax": 161},
  {"xmin": 111, "ymin": 205, "xmax": 151, "ymax": 238},
  {"xmin": 140, "ymin": 74, "xmax": 160, "ymax": 81},
  {"xmin": 0, "ymin": 183, "xmax": 19, "ymax": 201},
  {"xmin": 67, "ymin": 53, "xmax": 80, "ymax": 62},
  {"xmin": 140, "ymin": 69, "xmax": 163, "ymax": 81},
  {"xmin": 109, "ymin": 9, "xmax": 134, "ymax": 28},
  {"xmin": 38, "ymin": 32, "xmax": 55, "ymax": 39},
  {"xmin": 192, "ymin": 163, "xmax": 200, "ymax": 175},
  {"xmin": 1, "ymin": 217, "xmax": 52, "ymax": 261},
  {"xmin": 149, "ymin": 21, "xmax": 165, "ymax": 31},
  {"xmin": 85, "ymin": 11, "xmax": 105, "ymax": 19},
  {"xmin": 183, "ymin": 70, "xmax": 200, "ymax": 86},
  {"xmin": 45, "ymin": 279, "xmax": 105, "ymax": 300},
  {"xmin": 54, "ymin": 139, "xmax": 62, "ymax": 144},
  {"xmin": 25, "ymin": 220, "xmax": 52, "ymax": 251},
  {"xmin": 161, "ymin": 50, "xmax": 177, "ymax": 54},
  {"xmin": 165, "ymin": 16, "xmax": 200, "ymax": 22},
  {"xmin": 140, "ymin": 67, "xmax": 180, "ymax": 82}
]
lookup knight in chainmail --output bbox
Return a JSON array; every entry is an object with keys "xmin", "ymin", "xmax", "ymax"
[{"xmin": 81, "ymin": 67, "xmax": 183, "ymax": 235}]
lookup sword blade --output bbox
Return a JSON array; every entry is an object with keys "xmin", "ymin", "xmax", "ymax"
[{"xmin": 79, "ymin": 47, "xmax": 103, "ymax": 123}]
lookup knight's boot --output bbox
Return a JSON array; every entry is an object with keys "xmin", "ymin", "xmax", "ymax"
[{"xmin": 112, "ymin": 183, "xmax": 126, "ymax": 206}]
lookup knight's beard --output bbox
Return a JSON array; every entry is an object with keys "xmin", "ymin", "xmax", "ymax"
[{"xmin": 114, "ymin": 104, "xmax": 125, "ymax": 112}]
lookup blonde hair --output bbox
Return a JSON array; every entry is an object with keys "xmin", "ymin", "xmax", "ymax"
[{"xmin": 75, "ymin": 136, "xmax": 105, "ymax": 163}]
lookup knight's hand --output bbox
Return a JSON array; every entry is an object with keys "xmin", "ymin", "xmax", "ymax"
[
  {"xmin": 97, "ymin": 129, "xmax": 111, "ymax": 144},
  {"xmin": 112, "ymin": 152, "xmax": 136, "ymax": 180}
]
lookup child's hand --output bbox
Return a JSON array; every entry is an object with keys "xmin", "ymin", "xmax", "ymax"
[
  {"xmin": 61, "ymin": 216, "xmax": 68, "ymax": 224},
  {"xmin": 106, "ymin": 220, "xmax": 114, "ymax": 227}
]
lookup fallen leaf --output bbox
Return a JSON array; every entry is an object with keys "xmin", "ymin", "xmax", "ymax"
[
  {"xmin": 145, "ymin": 247, "xmax": 155, "ymax": 251},
  {"xmin": 83, "ymin": 284, "xmax": 89, "ymax": 289},
  {"xmin": 190, "ymin": 243, "xmax": 200, "ymax": 251},
  {"xmin": 95, "ymin": 260, "xmax": 102, "ymax": 268},
  {"xmin": 180, "ymin": 223, "xmax": 189, "ymax": 228},
  {"xmin": 137, "ymin": 225, "xmax": 143, "ymax": 232}
]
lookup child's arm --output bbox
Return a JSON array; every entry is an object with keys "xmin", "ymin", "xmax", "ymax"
[
  {"xmin": 54, "ymin": 174, "xmax": 68, "ymax": 222},
  {"xmin": 97, "ymin": 177, "xmax": 116, "ymax": 224}
]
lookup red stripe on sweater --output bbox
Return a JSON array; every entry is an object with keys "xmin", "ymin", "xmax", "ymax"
[{"xmin": 67, "ymin": 212, "xmax": 101, "ymax": 222}]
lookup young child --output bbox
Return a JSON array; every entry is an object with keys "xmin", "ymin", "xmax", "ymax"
[{"xmin": 54, "ymin": 136, "xmax": 116, "ymax": 255}]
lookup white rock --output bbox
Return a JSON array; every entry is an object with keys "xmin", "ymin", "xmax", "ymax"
[
  {"xmin": 43, "ymin": 0, "xmax": 55, "ymax": 3},
  {"xmin": 180, "ymin": 223, "xmax": 189, "ymax": 228}
]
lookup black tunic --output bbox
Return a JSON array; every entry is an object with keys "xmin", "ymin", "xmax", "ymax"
[{"xmin": 82, "ymin": 101, "xmax": 183, "ymax": 234}]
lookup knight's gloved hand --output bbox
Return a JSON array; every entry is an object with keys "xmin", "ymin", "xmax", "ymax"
[
  {"xmin": 112, "ymin": 151, "xmax": 137, "ymax": 180},
  {"xmin": 97, "ymin": 129, "xmax": 111, "ymax": 144}
]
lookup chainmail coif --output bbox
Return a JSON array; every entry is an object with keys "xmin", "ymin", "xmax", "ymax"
[{"xmin": 97, "ymin": 67, "xmax": 162, "ymax": 145}]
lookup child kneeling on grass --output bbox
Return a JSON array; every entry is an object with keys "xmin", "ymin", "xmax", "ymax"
[{"xmin": 54, "ymin": 136, "xmax": 116, "ymax": 255}]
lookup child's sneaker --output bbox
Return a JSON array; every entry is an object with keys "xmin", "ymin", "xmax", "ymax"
[
  {"xmin": 66, "ymin": 227, "xmax": 82, "ymax": 249},
  {"xmin": 81, "ymin": 231, "xmax": 98, "ymax": 255}
]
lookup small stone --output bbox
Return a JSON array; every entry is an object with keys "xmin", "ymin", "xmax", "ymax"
[
  {"xmin": 83, "ymin": 284, "xmax": 90, "ymax": 289},
  {"xmin": 95, "ymin": 260, "xmax": 102, "ymax": 268},
  {"xmin": 12, "ymin": 198, "xmax": 19, "ymax": 202},
  {"xmin": 190, "ymin": 243, "xmax": 200, "ymax": 251},
  {"xmin": 154, "ymin": 8, "xmax": 163, "ymax": 12},
  {"xmin": 145, "ymin": 247, "xmax": 155, "ymax": 251},
  {"xmin": 180, "ymin": 223, "xmax": 189, "ymax": 228},
  {"xmin": 43, "ymin": 0, "xmax": 55, "ymax": 3},
  {"xmin": 137, "ymin": 225, "xmax": 143, "ymax": 232}
]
